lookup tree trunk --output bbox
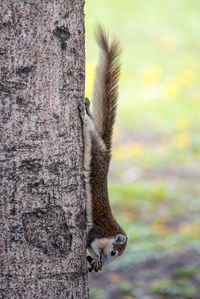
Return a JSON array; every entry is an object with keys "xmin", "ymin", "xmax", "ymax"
[{"xmin": 0, "ymin": 0, "xmax": 88, "ymax": 298}]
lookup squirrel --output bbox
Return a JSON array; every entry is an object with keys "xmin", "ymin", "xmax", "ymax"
[{"xmin": 79, "ymin": 25, "xmax": 128, "ymax": 272}]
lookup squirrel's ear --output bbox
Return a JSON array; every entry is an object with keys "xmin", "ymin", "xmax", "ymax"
[{"xmin": 114, "ymin": 234, "xmax": 127, "ymax": 245}]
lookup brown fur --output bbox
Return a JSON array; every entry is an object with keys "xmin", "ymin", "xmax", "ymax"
[
  {"xmin": 87, "ymin": 25, "xmax": 127, "ymax": 256},
  {"xmin": 92, "ymin": 25, "xmax": 122, "ymax": 154}
]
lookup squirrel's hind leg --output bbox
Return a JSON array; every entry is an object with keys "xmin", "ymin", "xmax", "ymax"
[
  {"xmin": 78, "ymin": 102, "xmax": 85, "ymax": 121},
  {"xmin": 85, "ymin": 97, "xmax": 92, "ymax": 118},
  {"xmin": 79, "ymin": 98, "xmax": 92, "ymax": 120}
]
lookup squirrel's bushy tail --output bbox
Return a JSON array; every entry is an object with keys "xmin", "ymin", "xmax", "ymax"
[{"xmin": 92, "ymin": 25, "xmax": 122, "ymax": 153}]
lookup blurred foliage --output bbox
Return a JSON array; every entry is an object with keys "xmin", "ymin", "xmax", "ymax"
[
  {"xmin": 173, "ymin": 265, "xmax": 198, "ymax": 278},
  {"xmin": 85, "ymin": 0, "xmax": 200, "ymax": 298},
  {"xmin": 149, "ymin": 279, "xmax": 198, "ymax": 297}
]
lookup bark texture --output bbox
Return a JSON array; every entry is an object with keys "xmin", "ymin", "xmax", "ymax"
[{"xmin": 0, "ymin": 0, "xmax": 88, "ymax": 298}]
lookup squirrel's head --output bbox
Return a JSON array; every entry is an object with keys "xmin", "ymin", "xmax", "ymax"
[{"xmin": 89, "ymin": 234, "xmax": 128, "ymax": 268}]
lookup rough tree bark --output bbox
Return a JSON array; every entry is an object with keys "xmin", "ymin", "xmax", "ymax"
[{"xmin": 0, "ymin": 0, "xmax": 88, "ymax": 298}]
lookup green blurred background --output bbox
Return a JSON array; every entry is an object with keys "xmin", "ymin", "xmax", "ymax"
[{"xmin": 85, "ymin": 1, "xmax": 200, "ymax": 298}]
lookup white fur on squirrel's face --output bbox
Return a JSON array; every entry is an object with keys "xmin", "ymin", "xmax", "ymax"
[{"xmin": 89, "ymin": 234, "xmax": 127, "ymax": 269}]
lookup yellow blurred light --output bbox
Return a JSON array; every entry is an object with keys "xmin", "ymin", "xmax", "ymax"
[
  {"xmin": 178, "ymin": 221, "xmax": 200, "ymax": 237},
  {"xmin": 178, "ymin": 223, "xmax": 191, "ymax": 234},
  {"xmin": 140, "ymin": 64, "xmax": 162, "ymax": 85},
  {"xmin": 173, "ymin": 133, "xmax": 191, "ymax": 148},
  {"xmin": 85, "ymin": 60, "xmax": 95, "ymax": 97},
  {"xmin": 159, "ymin": 33, "xmax": 178, "ymax": 51},
  {"xmin": 113, "ymin": 142, "xmax": 144, "ymax": 159},
  {"xmin": 163, "ymin": 79, "xmax": 180, "ymax": 100},
  {"xmin": 176, "ymin": 115, "xmax": 190, "ymax": 130},
  {"xmin": 152, "ymin": 218, "xmax": 167, "ymax": 230},
  {"xmin": 178, "ymin": 70, "xmax": 195, "ymax": 86}
]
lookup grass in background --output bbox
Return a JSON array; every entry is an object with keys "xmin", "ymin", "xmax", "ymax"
[{"xmin": 85, "ymin": 1, "xmax": 200, "ymax": 297}]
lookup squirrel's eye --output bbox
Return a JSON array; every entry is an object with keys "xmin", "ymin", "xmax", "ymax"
[{"xmin": 111, "ymin": 250, "xmax": 116, "ymax": 256}]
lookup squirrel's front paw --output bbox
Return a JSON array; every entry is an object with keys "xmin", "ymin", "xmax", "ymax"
[{"xmin": 87, "ymin": 256, "xmax": 102, "ymax": 272}]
